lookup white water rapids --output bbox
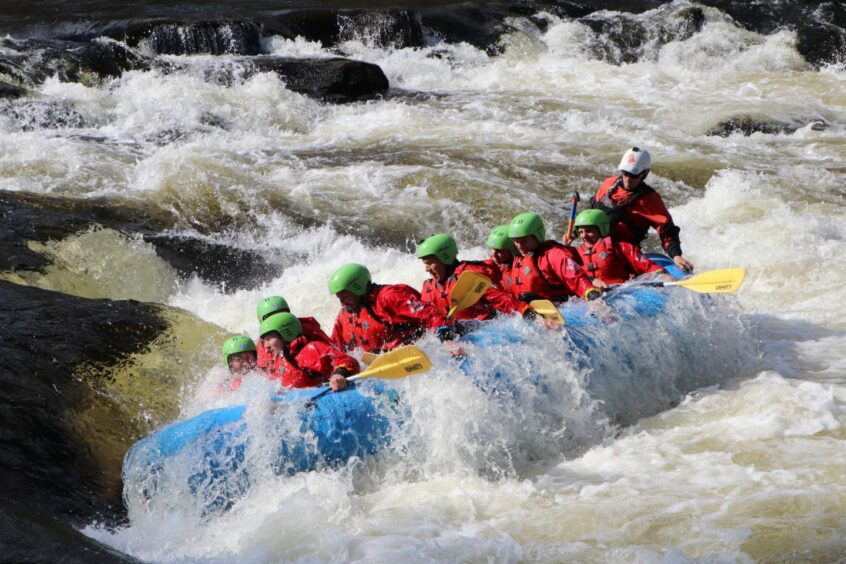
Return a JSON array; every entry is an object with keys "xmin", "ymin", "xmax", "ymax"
[{"xmin": 3, "ymin": 2, "xmax": 844, "ymax": 561}]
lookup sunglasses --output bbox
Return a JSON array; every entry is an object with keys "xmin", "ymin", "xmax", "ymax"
[{"xmin": 621, "ymin": 170, "xmax": 641, "ymax": 178}]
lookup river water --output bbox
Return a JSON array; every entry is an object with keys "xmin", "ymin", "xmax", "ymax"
[{"xmin": 3, "ymin": 1, "xmax": 845, "ymax": 561}]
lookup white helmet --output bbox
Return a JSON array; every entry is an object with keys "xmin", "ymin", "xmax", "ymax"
[{"xmin": 618, "ymin": 147, "xmax": 651, "ymax": 175}]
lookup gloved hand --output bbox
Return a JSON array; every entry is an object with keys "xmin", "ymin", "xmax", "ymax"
[
  {"xmin": 584, "ymin": 288, "xmax": 602, "ymax": 301},
  {"xmin": 522, "ymin": 307, "xmax": 538, "ymax": 321},
  {"xmin": 434, "ymin": 325, "xmax": 456, "ymax": 342}
]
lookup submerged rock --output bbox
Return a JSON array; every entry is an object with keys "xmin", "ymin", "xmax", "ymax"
[
  {"xmin": 579, "ymin": 5, "xmax": 705, "ymax": 64},
  {"xmin": 0, "ymin": 79, "xmax": 27, "ymax": 99},
  {"xmin": 0, "ymin": 191, "xmax": 279, "ymax": 291},
  {"xmin": 7, "ymin": 99, "xmax": 88, "ymax": 130},
  {"xmin": 0, "ymin": 37, "xmax": 151, "ymax": 87},
  {"xmin": 704, "ymin": 116, "xmax": 834, "ymax": 137},
  {"xmin": 267, "ymin": 9, "xmax": 424, "ymax": 49},
  {"xmin": 128, "ymin": 20, "xmax": 264, "ymax": 56}
]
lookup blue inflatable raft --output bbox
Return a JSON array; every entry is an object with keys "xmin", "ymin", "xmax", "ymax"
[
  {"xmin": 123, "ymin": 255, "xmax": 687, "ymax": 510},
  {"xmin": 123, "ymin": 382, "xmax": 400, "ymax": 511}
]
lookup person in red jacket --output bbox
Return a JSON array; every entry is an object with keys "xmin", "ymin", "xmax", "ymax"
[
  {"xmin": 259, "ymin": 313, "xmax": 359, "ymax": 391},
  {"xmin": 591, "ymin": 146, "xmax": 694, "ymax": 273},
  {"xmin": 481, "ymin": 224, "xmax": 516, "ymax": 289},
  {"xmin": 508, "ymin": 212, "xmax": 601, "ymax": 302},
  {"xmin": 573, "ymin": 209, "xmax": 665, "ymax": 286},
  {"xmin": 254, "ymin": 295, "xmax": 333, "ymax": 370},
  {"xmin": 329, "ymin": 263, "xmax": 452, "ymax": 353},
  {"xmin": 417, "ymin": 233, "xmax": 530, "ymax": 321}
]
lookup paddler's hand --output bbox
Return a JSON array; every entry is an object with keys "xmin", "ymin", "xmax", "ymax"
[
  {"xmin": 674, "ymin": 255, "xmax": 694, "ymax": 273},
  {"xmin": 591, "ymin": 279, "xmax": 609, "ymax": 290},
  {"xmin": 329, "ymin": 373, "xmax": 348, "ymax": 392},
  {"xmin": 446, "ymin": 344, "xmax": 465, "ymax": 358},
  {"xmin": 542, "ymin": 317, "xmax": 562, "ymax": 330},
  {"xmin": 434, "ymin": 325, "xmax": 456, "ymax": 342},
  {"xmin": 584, "ymin": 288, "xmax": 603, "ymax": 301}
]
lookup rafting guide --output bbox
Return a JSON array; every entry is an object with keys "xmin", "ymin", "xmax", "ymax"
[{"xmin": 590, "ymin": 147, "xmax": 695, "ymax": 273}]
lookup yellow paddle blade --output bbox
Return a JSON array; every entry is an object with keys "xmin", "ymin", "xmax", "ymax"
[
  {"xmin": 355, "ymin": 345, "xmax": 432, "ymax": 380},
  {"xmin": 360, "ymin": 351, "xmax": 378, "ymax": 366},
  {"xmin": 669, "ymin": 268, "xmax": 746, "ymax": 294},
  {"xmin": 529, "ymin": 299, "xmax": 565, "ymax": 325},
  {"xmin": 447, "ymin": 271, "xmax": 492, "ymax": 318}
]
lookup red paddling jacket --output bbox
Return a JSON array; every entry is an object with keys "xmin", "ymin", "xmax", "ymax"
[
  {"xmin": 257, "ymin": 316, "xmax": 332, "ymax": 370},
  {"xmin": 481, "ymin": 257, "xmax": 514, "ymax": 290},
  {"xmin": 264, "ymin": 336, "xmax": 359, "ymax": 388},
  {"xmin": 421, "ymin": 261, "xmax": 528, "ymax": 321},
  {"xmin": 332, "ymin": 283, "xmax": 448, "ymax": 353},
  {"xmin": 576, "ymin": 237, "xmax": 663, "ymax": 284},
  {"xmin": 509, "ymin": 241, "xmax": 595, "ymax": 302},
  {"xmin": 592, "ymin": 176, "xmax": 683, "ymax": 258}
]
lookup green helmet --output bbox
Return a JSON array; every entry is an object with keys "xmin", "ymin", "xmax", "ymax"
[
  {"xmin": 574, "ymin": 209, "xmax": 611, "ymax": 237},
  {"xmin": 486, "ymin": 225, "xmax": 516, "ymax": 252},
  {"xmin": 256, "ymin": 295, "xmax": 289, "ymax": 322},
  {"xmin": 221, "ymin": 335, "xmax": 256, "ymax": 366},
  {"xmin": 259, "ymin": 312, "xmax": 302, "ymax": 342},
  {"xmin": 509, "ymin": 212, "xmax": 545, "ymax": 242},
  {"xmin": 417, "ymin": 233, "xmax": 458, "ymax": 265},
  {"xmin": 328, "ymin": 263, "xmax": 371, "ymax": 296}
]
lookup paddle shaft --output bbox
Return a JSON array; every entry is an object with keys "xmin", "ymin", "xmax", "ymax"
[{"xmin": 563, "ymin": 191, "xmax": 581, "ymax": 244}]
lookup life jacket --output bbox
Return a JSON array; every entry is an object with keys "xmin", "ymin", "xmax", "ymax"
[
  {"xmin": 256, "ymin": 316, "xmax": 331, "ymax": 369},
  {"xmin": 577, "ymin": 237, "xmax": 631, "ymax": 285},
  {"xmin": 481, "ymin": 257, "xmax": 514, "ymax": 289},
  {"xmin": 265, "ymin": 337, "xmax": 345, "ymax": 389},
  {"xmin": 510, "ymin": 241, "xmax": 579, "ymax": 302},
  {"xmin": 333, "ymin": 286, "xmax": 423, "ymax": 353},
  {"xmin": 421, "ymin": 261, "xmax": 503, "ymax": 320},
  {"xmin": 591, "ymin": 176, "xmax": 656, "ymax": 245}
]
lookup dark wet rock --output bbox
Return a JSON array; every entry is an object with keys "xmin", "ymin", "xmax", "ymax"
[
  {"xmin": 8, "ymin": 100, "xmax": 88, "ymax": 130},
  {"xmin": 0, "ymin": 37, "xmax": 151, "ymax": 87},
  {"xmin": 687, "ymin": 0, "xmax": 846, "ymax": 67},
  {"xmin": 0, "ymin": 79, "xmax": 27, "ymax": 99},
  {"xmin": 0, "ymin": 279, "xmax": 165, "ymax": 561},
  {"xmin": 580, "ymin": 5, "xmax": 705, "ymax": 64},
  {"xmin": 266, "ymin": 9, "xmax": 424, "ymax": 49},
  {"xmin": 706, "ymin": 117, "xmax": 800, "ymax": 137},
  {"xmin": 74, "ymin": 38, "xmax": 152, "ymax": 78},
  {"xmin": 248, "ymin": 56, "xmax": 389, "ymax": 102},
  {"xmin": 0, "ymin": 498, "xmax": 135, "ymax": 563},
  {"xmin": 128, "ymin": 20, "xmax": 264, "ymax": 55},
  {"xmin": 0, "ymin": 191, "xmax": 279, "ymax": 291},
  {"xmin": 810, "ymin": 120, "xmax": 829, "ymax": 131},
  {"xmin": 796, "ymin": 21, "xmax": 846, "ymax": 68}
]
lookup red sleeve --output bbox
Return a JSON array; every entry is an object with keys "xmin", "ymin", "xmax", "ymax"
[
  {"xmin": 482, "ymin": 285, "xmax": 529, "ymax": 315},
  {"xmin": 618, "ymin": 241, "xmax": 664, "ymax": 276},
  {"xmin": 540, "ymin": 246, "xmax": 595, "ymax": 298},
  {"xmin": 300, "ymin": 341, "xmax": 361, "ymax": 377},
  {"xmin": 636, "ymin": 192, "xmax": 682, "ymax": 257},
  {"xmin": 480, "ymin": 258, "xmax": 503, "ymax": 286},
  {"xmin": 379, "ymin": 284, "xmax": 451, "ymax": 330},
  {"xmin": 330, "ymin": 313, "xmax": 346, "ymax": 350},
  {"xmin": 300, "ymin": 316, "xmax": 333, "ymax": 346}
]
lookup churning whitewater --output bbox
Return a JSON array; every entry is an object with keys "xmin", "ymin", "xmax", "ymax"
[{"xmin": 1, "ymin": 0, "xmax": 845, "ymax": 562}]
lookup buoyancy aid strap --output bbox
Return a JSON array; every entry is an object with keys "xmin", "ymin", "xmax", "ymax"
[{"xmin": 582, "ymin": 237, "xmax": 620, "ymax": 273}]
